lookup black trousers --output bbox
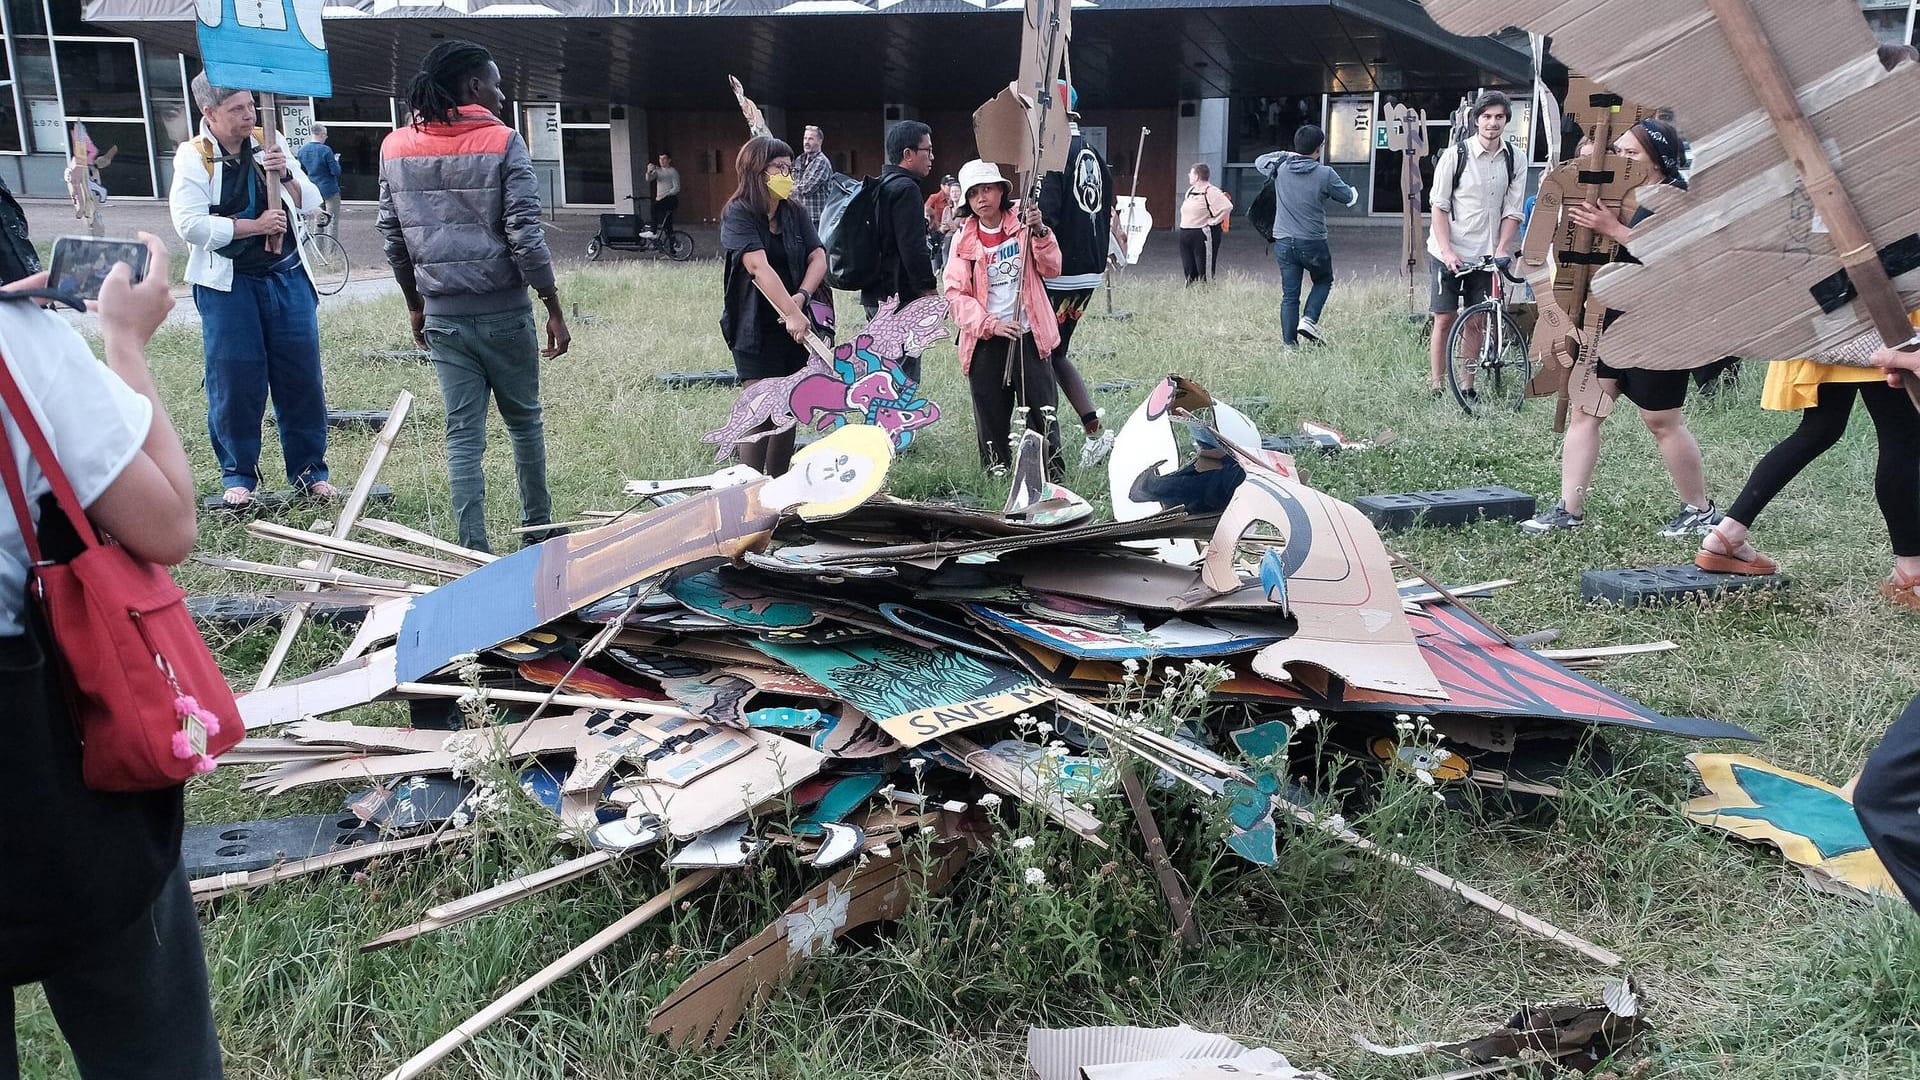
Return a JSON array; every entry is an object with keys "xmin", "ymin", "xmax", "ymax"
[
  {"xmin": 1725, "ymin": 381, "xmax": 1920, "ymax": 556},
  {"xmin": 4, "ymin": 862, "xmax": 223, "ymax": 1079},
  {"xmin": 652, "ymin": 194, "xmax": 679, "ymax": 231},
  {"xmin": 1856, "ymin": 694, "xmax": 1920, "ymax": 912},
  {"xmin": 967, "ymin": 333, "xmax": 1062, "ymax": 478},
  {"xmin": 1178, "ymin": 226, "xmax": 1221, "ymax": 283}
]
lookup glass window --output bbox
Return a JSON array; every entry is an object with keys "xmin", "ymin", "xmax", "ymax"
[
  {"xmin": 0, "ymin": 92, "xmax": 20, "ymax": 155},
  {"xmin": 325, "ymin": 126, "xmax": 388, "ymax": 202},
  {"xmin": 313, "ymin": 95, "xmax": 392, "ymax": 125},
  {"xmin": 48, "ymin": 2, "xmax": 88, "ymax": 35},
  {"xmin": 560, "ymin": 104, "xmax": 608, "ymax": 125},
  {"xmin": 72, "ymin": 119, "xmax": 152, "ymax": 199},
  {"xmin": 561, "ymin": 127, "xmax": 613, "ymax": 205},
  {"xmin": 55, "ymin": 40, "xmax": 144, "ymax": 118},
  {"xmin": 11, "ymin": 37, "xmax": 53, "ymax": 99},
  {"xmin": 5, "ymin": 0, "xmax": 46, "ymax": 35}
]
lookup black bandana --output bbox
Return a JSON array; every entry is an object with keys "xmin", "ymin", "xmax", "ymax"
[{"xmin": 1633, "ymin": 121, "xmax": 1685, "ymax": 182}]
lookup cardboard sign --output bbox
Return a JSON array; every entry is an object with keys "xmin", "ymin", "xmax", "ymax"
[
  {"xmin": 195, "ymin": 0, "xmax": 332, "ymax": 98},
  {"xmin": 1686, "ymin": 753, "xmax": 1900, "ymax": 899},
  {"xmin": 751, "ymin": 637, "xmax": 1047, "ymax": 746}
]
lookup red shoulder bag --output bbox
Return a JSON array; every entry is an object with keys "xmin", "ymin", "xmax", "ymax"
[{"xmin": 0, "ymin": 356, "xmax": 241, "ymax": 792}]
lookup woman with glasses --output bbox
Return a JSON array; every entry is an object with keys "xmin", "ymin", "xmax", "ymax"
[{"xmin": 718, "ymin": 135, "xmax": 826, "ymax": 478}]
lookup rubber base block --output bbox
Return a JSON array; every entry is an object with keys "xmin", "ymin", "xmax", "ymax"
[{"xmin": 1581, "ymin": 565, "xmax": 1788, "ymax": 607}]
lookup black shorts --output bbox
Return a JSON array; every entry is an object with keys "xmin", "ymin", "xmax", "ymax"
[
  {"xmin": 1047, "ymin": 287, "xmax": 1094, "ymax": 353},
  {"xmin": 1595, "ymin": 357, "xmax": 1690, "ymax": 412},
  {"xmin": 1428, "ymin": 255, "xmax": 1492, "ymax": 314},
  {"xmin": 732, "ymin": 338, "xmax": 807, "ymax": 382}
]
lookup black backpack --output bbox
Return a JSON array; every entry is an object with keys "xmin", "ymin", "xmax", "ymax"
[
  {"xmin": 1249, "ymin": 176, "xmax": 1278, "ymax": 245},
  {"xmin": 1447, "ymin": 137, "xmax": 1517, "ymax": 199},
  {"xmin": 0, "ymin": 176, "xmax": 38, "ymax": 285},
  {"xmin": 824, "ymin": 174, "xmax": 885, "ymax": 292}
]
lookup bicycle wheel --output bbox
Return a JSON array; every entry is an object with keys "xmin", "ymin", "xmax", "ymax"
[
  {"xmin": 586, "ymin": 235, "xmax": 604, "ymax": 261},
  {"xmin": 668, "ymin": 230, "xmax": 695, "ymax": 262},
  {"xmin": 1446, "ymin": 302, "xmax": 1530, "ymax": 416},
  {"xmin": 304, "ymin": 232, "xmax": 350, "ymax": 296}
]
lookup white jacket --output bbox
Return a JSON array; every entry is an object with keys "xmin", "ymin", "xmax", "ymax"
[{"xmin": 169, "ymin": 124, "xmax": 322, "ymax": 292}]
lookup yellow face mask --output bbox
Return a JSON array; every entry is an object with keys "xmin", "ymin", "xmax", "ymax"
[{"xmin": 766, "ymin": 173, "xmax": 795, "ymax": 201}]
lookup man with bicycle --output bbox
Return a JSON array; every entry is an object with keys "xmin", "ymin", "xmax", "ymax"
[
  {"xmin": 1426, "ymin": 91, "xmax": 1526, "ymax": 397},
  {"xmin": 296, "ymin": 123, "xmax": 342, "ymax": 238}
]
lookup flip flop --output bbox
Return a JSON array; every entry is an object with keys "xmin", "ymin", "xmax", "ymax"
[
  {"xmin": 221, "ymin": 486, "xmax": 253, "ymax": 508},
  {"xmin": 1881, "ymin": 568, "xmax": 1920, "ymax": 612},
  {"xmin": 302, "ymin": 481, "xmax": 341, "ymax": 501},
  {"xmin": 1694, "ymin": 545, "xmax": 1778, "ymax": 576}
]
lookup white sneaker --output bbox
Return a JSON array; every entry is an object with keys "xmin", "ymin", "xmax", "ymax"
[
  {"xmin": 1297, "ymin": 316, "xmax": 1325, "ymax": 344},
  {"xmin": 1080, "ymin": 428, "xmax": 1116, "ymax": 467}
]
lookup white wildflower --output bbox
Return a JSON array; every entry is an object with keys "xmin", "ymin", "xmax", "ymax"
[
  {"xmin": 1023, "ymin": 866, "xmax": 1047, "ymax": 888},
  {"xmin": 1035, "ymin": 720, "xmax": 1053, "ymax": 736},
  {"xmin": 1011, "ymin": 835, "xmax": 1036, "ymax": 851},
  {"xmin": 1414, "ymin": 768, "xmax": 1435, "ymax": 787},
  {"xmin": 1290, "ymin": 706, "xmax": 1321, "ymax": 728},
  {"xmin": 978, "ymin": 793, "xmax": 1004, "ymax": 810}
]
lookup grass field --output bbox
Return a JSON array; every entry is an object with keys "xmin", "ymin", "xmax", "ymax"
[{"xmin": 13, "ymin": 261, "xmax": 1920, "ymax": 1079}]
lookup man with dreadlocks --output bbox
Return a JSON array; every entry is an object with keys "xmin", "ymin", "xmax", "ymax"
[{"xmin": 378, "ymin": 41, "xmax": 570, "ymax": 554}]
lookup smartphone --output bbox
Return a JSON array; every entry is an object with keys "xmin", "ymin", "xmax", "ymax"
[{"xmin": 48, "ymin": 236, "xmax": 149, "ymax": 302}]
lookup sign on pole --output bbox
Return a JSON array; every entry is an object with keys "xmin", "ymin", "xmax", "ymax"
[{"xmin": 194, "ymin": 0, "xmax": 333, "ymax": 98}]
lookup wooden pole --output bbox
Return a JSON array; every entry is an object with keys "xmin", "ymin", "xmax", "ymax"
[
  {"xmin": 261, "ymin": 92, "xmax": 284, "ymax": 255},
  {"xmin": 1117, "ymin": 769, "xmax": 1203, "ymax": 948},
  {"xmin": 1704, "ymin": 0, "xmax": 1920, "ymax": 408},
  {"xmin": 392, "ymin": 682, "xmax": 700, "ymax": 722},
  {"xmin": 379, "ymin": 870, "xmax": 720, "ymax": 1080},
  {"xmin": 362, "ymin": 850, "xmax": 618, "ymax": 952},
  {"xmin": 256, "ymin": 391, "xmax": 414, "ymax": 689}
]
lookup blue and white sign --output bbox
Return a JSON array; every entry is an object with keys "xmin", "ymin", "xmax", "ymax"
[{"xmin": 195, "ymin": 0, "xmax": 332, "ymax": 98}]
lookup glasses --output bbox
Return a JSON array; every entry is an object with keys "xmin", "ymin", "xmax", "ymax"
[
  {"xmin": 913, "ymin": 144, "xmax": 933, "ymax": 156},
  {"xmin": 767, "ymin": 161, "xmax": 792, "ymax": 176}
]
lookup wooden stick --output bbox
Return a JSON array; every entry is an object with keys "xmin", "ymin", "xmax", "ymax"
[
  {"xmin": 1535, "ymin": 641, "xmax": 1677, "ymax": 662},
  {"xmin": 1703, "ymin": 0, "xmax": 1920, "ymax": 408},
  {"xmin": 362, "ymin": 850, "xmax": 618, "ymax": 952},
  {"xmin": 379, "ymin": 869, "xmax": 721, "ymax": 1080},
  {"xmin": 1117, "ymin": 768, "xmax": 1203, "ymax": 948},
  {"xmin": 392, "ymin": 682, "xmax": 699, "ymax": 722},
  {"xmin": 192, "ymin": 828, "xmax": 468, "ymax": 902},
  {"xmin": 261, "ymin": 92, "xmax": 284, "ymax": 256},
  {"xmin": 249, "ymin": 520, "xmax": 470, "ymax": 580},
  {"xmin": 256, "ymin": 391, "xmax": 414, "ymax": 689},
  {"xmin": 193, "ymin": 555, "xmax": 429, "ymax": 594},
  {"xmin": 356, "ymin": 518, "xmax": 496, "ymax": 566},
  {"xmin": 1270, "ymin": 791, "xmax": 1621, "ymax": 967}
]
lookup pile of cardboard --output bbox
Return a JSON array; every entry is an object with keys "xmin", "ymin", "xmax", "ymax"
[{"xmin": 202, "ymin": 378, "xmax": 1742, "ymax": 1076}]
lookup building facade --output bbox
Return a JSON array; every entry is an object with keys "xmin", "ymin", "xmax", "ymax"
[{"xmin": 53, "ymin": 1, "xmax": 1901, "ymax": 227}]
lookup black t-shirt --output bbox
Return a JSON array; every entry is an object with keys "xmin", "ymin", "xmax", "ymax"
[
  {"xmin": 1039, "ymin": 132, "xmax": 1115, "ymax": 281},
  {"xmin": 212, "ymin": 142, "xmax": 297, "ymax": 277},
  {"xmin": 720, "ymin": 198, "xmax": 821, "ymax": 359}
]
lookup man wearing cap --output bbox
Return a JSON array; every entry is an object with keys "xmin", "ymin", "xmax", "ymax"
[{"xmin": 1037, "ymin": 82, "xmax": 1118, "ymax": 466}]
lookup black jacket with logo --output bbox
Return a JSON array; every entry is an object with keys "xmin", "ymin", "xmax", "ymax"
[{"xmin": 1038, "ymin": 132, "xmax": 1114, "ymax": 282}]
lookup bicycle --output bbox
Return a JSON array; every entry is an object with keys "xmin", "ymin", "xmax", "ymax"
[
  {"xmin": 1444, "ymin": 254, "xmax": 1531, "ymax": 416},
  {"xmin": 587, "ymin": 195, "xmax": 694, "ymax": 262},
  {"xmin": 299, "ymin": 210, "xmax": 350, "ymax": 296}
]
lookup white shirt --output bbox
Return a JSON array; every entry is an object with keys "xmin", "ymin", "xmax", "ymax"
[
  {"xmin": 0, "ymin": 302, "xmax": 153, "ymax": 635},
  {"xmin": 1427, "ymin": 136, "xmax": 1526, "ymax": 262},
  {"xmin": 168, "ymin": 124, "xmax": 322, "ymax": 292},
  {"xmin": 978, "ymin": 222, "xmax": 1024, "ymax": 328}
]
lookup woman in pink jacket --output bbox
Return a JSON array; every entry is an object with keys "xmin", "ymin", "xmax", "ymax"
[{"xmin": 943, "ymin": 159, "xmax": 1063, "ymax": 478}]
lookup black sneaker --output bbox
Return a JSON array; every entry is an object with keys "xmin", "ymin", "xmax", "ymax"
[
  {"xmin": 520, "ymin": 524, "xmax": 573, "ymax": 548},
  {"xmin": 1660, "ymin": 501, "xmax": 1723, "ymax": 538},
  {"xmin": 1519, "ymin": 500, "xmax": 1583, "ymax": 534}
]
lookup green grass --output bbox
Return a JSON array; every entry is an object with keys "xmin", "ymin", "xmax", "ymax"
[{"xmin": 13, "ymin": 262, "xmax": 1920, "ymax": 1079}]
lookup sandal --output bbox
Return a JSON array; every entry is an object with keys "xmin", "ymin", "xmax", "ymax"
[
  {"xmin": 1694, "ymin": 532, "xmax": 1778, "ymax": 576},
  {"xmin": 1881, "ymin": 567, "xmax": 1920, "ymax": 612},
  {"xmin": 221, "ymin": 485, "xmax": 253, "ymax": 508},
  {"xmin": 302, "ymin": 480, "xmax": 341, "ymax": 501}
]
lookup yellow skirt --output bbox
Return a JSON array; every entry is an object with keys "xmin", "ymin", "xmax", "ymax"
[{"xmin": 1760, "ymin": 359, "xmax": 1884, "ymax": 411}]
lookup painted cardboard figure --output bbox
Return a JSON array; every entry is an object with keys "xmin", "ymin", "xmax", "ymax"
[
  {"xmin": 387, "ymin": 424, "xmax": 894, "ymax": 684},
  {"xmin": 702, "ymin": 294, "xmax": 947, "ymax": 461},
  {"xmin": 195, "ymin": 0, "xmax": 332, "ymax": 98}
]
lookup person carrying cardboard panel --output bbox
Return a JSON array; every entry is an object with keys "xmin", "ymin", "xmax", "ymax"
[
  {"xmin": 170, "ymin": 73, "xmax": 332, "ymax": 510},
  {"xmin": 1519, "ymin": 118, "xmax": 1722, "ymax": 539}
]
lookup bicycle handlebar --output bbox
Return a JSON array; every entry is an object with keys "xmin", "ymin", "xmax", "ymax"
[{"xmin": 1453, "ymin": 255, "xmax": 1527, "ymax": 284}]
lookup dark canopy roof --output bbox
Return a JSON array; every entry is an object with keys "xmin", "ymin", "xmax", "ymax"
[{"xmin": 84, "ymin": 0, "xmax": 1528, "ymax": 108}]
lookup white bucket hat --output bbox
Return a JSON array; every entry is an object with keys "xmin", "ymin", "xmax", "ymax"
[{"xmin": 956, "ymin": 158, "xmax": 1012, "ymax": 216}]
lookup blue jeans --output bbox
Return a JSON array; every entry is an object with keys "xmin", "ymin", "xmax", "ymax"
[
  {"xmin": 195, "ymin": 262, "xmax": 329, "ymax": 490},
  {"xmin": 1274, "ymin": 236, "xmax": 1333, "ymax": 345},
  {"xmin": 423, "ymin": 306, "xmax": 552, "ymax": 554}
]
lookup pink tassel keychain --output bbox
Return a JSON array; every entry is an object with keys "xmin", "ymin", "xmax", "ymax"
[{"xmin": 170, "ymin": 694, "xmax": 221, "ymax": 774}]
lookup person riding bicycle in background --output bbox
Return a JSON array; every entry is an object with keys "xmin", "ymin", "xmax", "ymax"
[
  {"xmin": 1520, "ymin": 117, "xmax": 1721, "ymax": 538},
  {"xmin": 1426, "ymin": 91, "xmax": 1525, "ymax": 397}
]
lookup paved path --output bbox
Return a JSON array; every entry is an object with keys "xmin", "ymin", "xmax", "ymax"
[{"xmin": 25, "ymin": 197, "xmax": 1412, "ymax": 329}]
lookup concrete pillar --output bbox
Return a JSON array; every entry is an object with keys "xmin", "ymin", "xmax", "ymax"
[
  {"xmin": 1174, "ymin": 96, "xmax": 1229, "ymax": 202},
  {"xmin": 610, "ymin": 105, "xmax": 636, "ymax": 206}
]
